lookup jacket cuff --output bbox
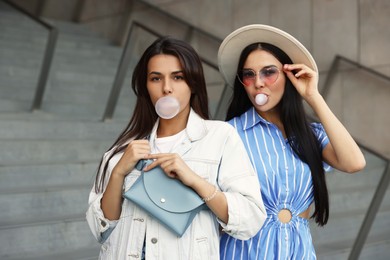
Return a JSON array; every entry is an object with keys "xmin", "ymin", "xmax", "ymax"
[
  {"xmin": 91, "ymin": 193, "xmax": 119, "ymax": 243},
  {"xmin": 216, "ymin": 192, "xmax": 240, "ymax": 237}
]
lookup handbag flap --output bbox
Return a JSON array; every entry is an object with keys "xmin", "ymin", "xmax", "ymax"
[{"xmin": 142, "ymin": 163, "xmax": 204, "ymax": 213}]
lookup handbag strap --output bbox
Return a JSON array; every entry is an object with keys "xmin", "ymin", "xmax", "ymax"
[{"xmin": 134, "ymin": 159, "xmax": 154, "ymax": 171}]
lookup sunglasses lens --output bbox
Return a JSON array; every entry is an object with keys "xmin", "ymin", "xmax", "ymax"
[
  {"xmin": 237, "ymin": 67, "xmax": 279, "ymax": 86},
  {"xmin": 242, "ymin": 70, "xmax": 256, "ymax": 79},
  {"xmin": 260, "ymin": 67, "xmax": 279, "ymax": 84},
  {"xmin": 238, "ymin": 69, "xmax": 256, "ymax": 86}
]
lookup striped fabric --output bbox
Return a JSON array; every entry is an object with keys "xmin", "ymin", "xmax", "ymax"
[{"xmin": 220, "ymin": 107, "xmax": 331, "ymax": 260}]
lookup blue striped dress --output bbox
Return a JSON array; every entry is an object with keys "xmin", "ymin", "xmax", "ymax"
[{"xmin": 220, "ymin": 107, "xmax": 331, "ymax": 260}]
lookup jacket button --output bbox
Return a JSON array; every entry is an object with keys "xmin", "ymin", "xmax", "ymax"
[{"xmin": 151, "ymin": 238, "xmax": 158, "ymax": 244}]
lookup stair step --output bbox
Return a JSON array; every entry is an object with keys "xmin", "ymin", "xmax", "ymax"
[
  {"xmin": 359, "ymin": 235, "xmax": 390, "ymax": 259},
  {"xmin": 0, "ymin": 52, "xmax": 120, "ymax": 71},
  {"xmin": 0, "ymin": 163, "xmax": 98, "ymax": 190},
  {"xmin": 0, "ymin": 119, "xmax": 123, "ymax": 140},
  {"xmin": 327, "ymin": 185, "xmax": 387, "ymax": 214},
  {"xmin": 0, "ymin": 139, "xmax": 111, "ymax": 165},
  {"xmin": 38, "ymin": 100, "xmax": 134, "ymax": 120},
  {"xmin": 1, "ymin": 246, "xmax": 99, "ymax": 260},
  {"xmin": 316, "ymin": 231, "xmax": 390, "ymax": 260},
  {"xmin": 0, "ymin": 98, "xmax": 30, "ymax": 112},
  {"xmin": 0, "ymin": 217, "xmax": 98, "ymax": 259},
  {"xmin": 0, "ymin": 33, "xmax": 121, "ymax": 54},
  {"xmin": 311, "ymin": 205, "xmax": 390, "ymax": 245},
  {"xmin": 0, "ymin": 45, "xmax": 121, "ymax": 62},
  {"xmin": 326, "ymin": 150, "xmax": 386, "ymax": 190},
  {"xmin": 0, "ymin": 186, "xmax": 91, "ymax": 226},
  {"xmin": 0, "ymin": 14, "xmax": 113, "ymax": 45}
]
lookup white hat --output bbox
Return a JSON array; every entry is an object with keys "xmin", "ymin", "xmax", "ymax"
[{"xmin": 218, "ymin": 24, "xmax": 317, "ymax": 87}]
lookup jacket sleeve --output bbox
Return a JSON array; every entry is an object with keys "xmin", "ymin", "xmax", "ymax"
[
  {"xmin": 85, "ymin": 149, "xmax": 120, "ymax": 243},
  {"xmin": 216, "ymin": 126, "xmax": 267, "ymax": 240}
]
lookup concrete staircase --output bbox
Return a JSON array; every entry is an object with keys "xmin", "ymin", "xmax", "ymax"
[
  {"xmin": 0, "ymin": 1, "xmax": 389, "ymax": 259},
  {"xmin": 0, "ymin": 3, "xmax": 136, "ymax": 119},
  {"xmin": 0, "ymin": 2, "xmax": 130, "ymax": 259}
]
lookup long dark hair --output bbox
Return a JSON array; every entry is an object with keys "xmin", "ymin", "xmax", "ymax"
[
  {"xmin": 94, "ymin": 36, "xmax": 210, "ymax": 193},
  {"xmin": 226, "ymin": 43, "xmax": 329, "ymax": 226}
]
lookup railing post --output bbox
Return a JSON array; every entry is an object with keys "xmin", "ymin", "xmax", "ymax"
[
  {"xmin": 348, "ymin": 163, "xmax": 390, "ymax": 260},
  {"xmin": 321, "ymin": 55, "xmax": 340, "ymax": 99},
  {"xmin": 102, "ymin": 23, "xmax": 136, "ymax": 121},
  {"xmin": 2, "ymin": 0, "xmax": 58, "ymax": 112},
  {"xmin": 213, "ymin": 83, "xmax": 232, "ymax": 120},
  {"xmin": 31, "ymin": 28, "xmax": 58, "ymax": 111}
]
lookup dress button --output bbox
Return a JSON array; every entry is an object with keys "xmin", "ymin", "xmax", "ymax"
[{"xmin": 151, "ymin": 238, "xmax": 158, "ymax": 244}]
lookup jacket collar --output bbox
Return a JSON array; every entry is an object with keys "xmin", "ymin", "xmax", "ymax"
[{"xmin": 149, "ymin": 108, "xmax": 207, "ymax": 143}]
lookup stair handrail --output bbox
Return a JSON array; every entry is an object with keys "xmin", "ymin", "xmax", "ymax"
[
  {"xmin": 320, "ymin": 55, "xmax": 390, "ymax": 260},
  {"xmin": 2, "ymin": 0, "xmax": 58, "ymax": 111}
]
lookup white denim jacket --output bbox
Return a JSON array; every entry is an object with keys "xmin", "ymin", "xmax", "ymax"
[{"xmin": 86, "ymin": 109, "xmax": 266, "ymax": 260}]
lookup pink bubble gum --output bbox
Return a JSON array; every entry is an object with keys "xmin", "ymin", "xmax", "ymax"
[
  {"xmin": 255, "ymin": 94, "xmax": 268, "ymax": 106},
  {"xmin": 155, "ymin": 96, "xmax": 180, "ymax": 119}
]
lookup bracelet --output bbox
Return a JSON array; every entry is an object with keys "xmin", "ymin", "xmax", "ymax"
[{"xmin": 202, "ymin": 186, "xmax": 218, "ymax": 202}]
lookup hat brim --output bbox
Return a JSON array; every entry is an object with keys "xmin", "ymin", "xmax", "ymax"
[{"xmin": 218, "ymin": 24, "xmax": 317, "ymax": 87}]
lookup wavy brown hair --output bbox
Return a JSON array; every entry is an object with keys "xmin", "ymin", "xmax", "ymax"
[{"xmin": 95, "ymin": 36, "xmax": 210, "ymax": 192}]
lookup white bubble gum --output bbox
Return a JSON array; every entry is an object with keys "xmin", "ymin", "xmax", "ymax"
[
  {"xmin": 155, "ymin": 96, "xmax": 180, "ymax": 119},
  {"xmin": 255, "ymin": 94, "xmax": 268, "ymax": 106}
]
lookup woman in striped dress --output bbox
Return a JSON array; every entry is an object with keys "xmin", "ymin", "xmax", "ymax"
[{"xmin": 218, "ymin": 24, "xmax": 366, "ymax": 259}]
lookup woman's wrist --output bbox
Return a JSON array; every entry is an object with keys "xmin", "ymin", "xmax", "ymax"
[
  {"xmin": 202, "ymin": 186, "xmax": 219, "ymax": 202},
  {"xmin": 305, "ymin": 92, "xmax": 324, "ymax": 108},
  {"xmin": 111, "ymin": 167, "xmax": 127, "ymax": 179}
]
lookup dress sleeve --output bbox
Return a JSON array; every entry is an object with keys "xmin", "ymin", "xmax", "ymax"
[
  {"xmin": 85, "ymin": 149, "xmax": 120, "ymax": 243},
  {"xmin": 216, "ymin": 125, "xmax": 267, "ymax": 240},
  {"xmin": 311, "ymin": 122, "xmax": 333, "ymax": 172}
]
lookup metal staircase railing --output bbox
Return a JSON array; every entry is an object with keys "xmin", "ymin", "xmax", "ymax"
[{"xmin": 2, "ymin": 0, "xmax": 58, "ymax": 111}]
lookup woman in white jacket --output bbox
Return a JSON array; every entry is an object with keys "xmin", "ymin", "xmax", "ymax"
[{"xmin": 86, "ymin": 36, "xmax": 266, "ymax": 260}]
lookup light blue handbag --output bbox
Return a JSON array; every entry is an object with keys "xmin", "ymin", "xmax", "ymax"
[{"xmin": 123, "ymin": 159, "xmax": 206, "ymax": 237}]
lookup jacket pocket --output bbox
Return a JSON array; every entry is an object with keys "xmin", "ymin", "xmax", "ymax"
[{"xmin": 185, "ymin": 159, "xmax": 219, "ymax": 184}]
